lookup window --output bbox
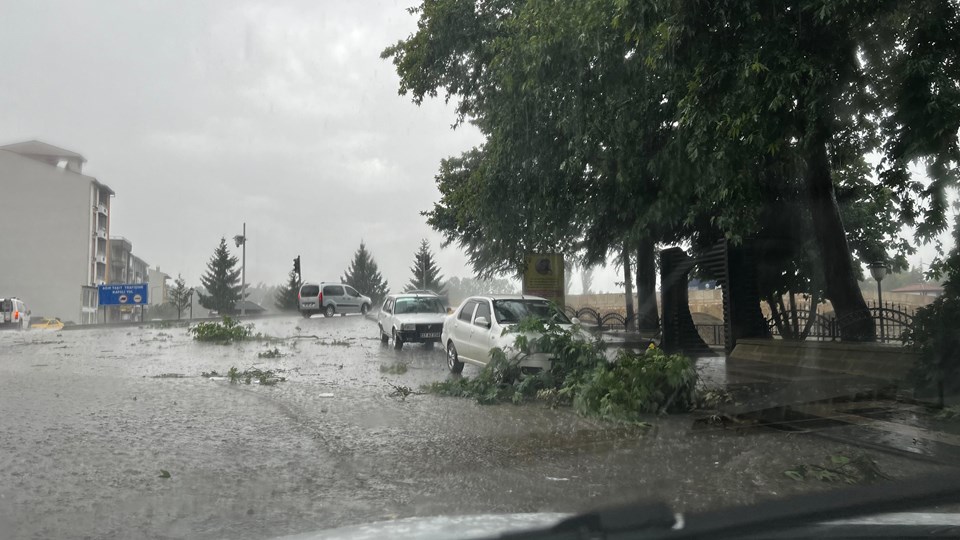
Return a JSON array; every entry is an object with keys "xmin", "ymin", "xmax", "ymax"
[
  {"xmin": 300, "ymin": 285, "xmax": 320, "ymax": 297},
  {"xmin": 457, "ymin": 301, "xmax": 478, "ymax": 322},
  {"xmin": 383, "ymin": 298, "xmax": 393, "ymax": 313},
  {"xmin": 474, "ymin": 302, "xmax": 491, "ymax": 327},
  {"xmin": 493, "ymin": 299, "xmax": 570, "ymax": 325},
  {"xmin": 322, "ymin": 285, "xmax": 344, "ymax": 296},
  {"xmin": 395, "ymin": 297, "xmax": 445, "ymax": 314},
  {"xmin": 345, "ymin": 286, "xmax": 360, "ymax": 297}
]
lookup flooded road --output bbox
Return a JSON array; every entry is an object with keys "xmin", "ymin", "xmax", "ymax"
[{"xmin": 0, "ymin": 316, "xmax": 949, "ymax": 539}]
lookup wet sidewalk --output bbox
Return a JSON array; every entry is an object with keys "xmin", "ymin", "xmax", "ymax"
[{"xmin": 698, "ymin": 353, "xmax": 960, "ymax": 465}]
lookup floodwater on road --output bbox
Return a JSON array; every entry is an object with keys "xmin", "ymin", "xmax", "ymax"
[{"xmin": 0, "ymin": 316, "xmax": 949, "ymax": 539}]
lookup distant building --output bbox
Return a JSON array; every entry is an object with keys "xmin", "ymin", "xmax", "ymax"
[
  {"xmin": 105, "ymin": 237, "xmax": 150, "ymax": 321},
  {"xmin": 890, "ymin": 282, "xmax": 943, "ymax": 297},
  {"xmin": 148, "ymin": 266, "xmax": 171, "ymax": 306},
  {"xmin": 0, "ymin": 140, "xmax": 113, "ymax": 324}
]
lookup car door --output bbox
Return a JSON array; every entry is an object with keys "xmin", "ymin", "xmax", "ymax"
[
  {"xmin": 449, "ymin": 300, "xmax": 478, "ymax": 361},
  {"xmin": 378, "ymin": 296, "xmax": 394, "ymax": 329},
  {"xmin": 466, "ymin": 299, "xmax": 496, "ymax": 364},
  {"xmin": 323, "ymin": 284, "xmax": 345, "ymax": 312},
  {"xmin": 342, "ymin": 285, "xmax": 363, "ymax": 313}
]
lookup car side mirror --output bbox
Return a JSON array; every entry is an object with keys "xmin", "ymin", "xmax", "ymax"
[
  {"xmin": 571, "ymin": 317, "xmax": 579, "ymax": 325},
  {"xmin": 447, "ymin": 308, "xmax": 454, "ymax": 315},
  {"xmin": 475, "ymin": 316, "xmax": 490, "ymax": 328}
]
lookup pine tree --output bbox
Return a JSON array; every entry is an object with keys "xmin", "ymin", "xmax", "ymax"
[
  {"xmin": 275, "ymin": 261, "xmax": 302, "ymax": 311},
  {"xmin": 405, "ymin": 239, "xmax": 445, "ymax": 294},
  {"xmin": 199, "ymin": 237, "xmax": 243, "ymax": 314},
  {"xmin": 342, "ymin": 241, "xmax": 389, "ymax": 306},
  {"xmin": 169, "ymin": 274, "xmax": 193, "ymax": 320}
]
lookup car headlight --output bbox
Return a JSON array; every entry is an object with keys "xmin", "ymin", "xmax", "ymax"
[{"xmin": 401, "ymin": 323, "xmax": 416, "ymax": 331}]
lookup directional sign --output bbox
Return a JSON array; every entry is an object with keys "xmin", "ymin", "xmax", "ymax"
[{"xmin": 98, "ymin": 283, "xmax": 148, "ymax": 306}]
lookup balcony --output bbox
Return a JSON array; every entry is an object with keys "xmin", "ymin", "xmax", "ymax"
[
  {"xmin": 97, "ymin": 203, "xmax": 109, "ymax": 216},
  {"xmin": 94, "ymin": 228, "xmax": 107, "ymax": 240},
  {"xmin": 95, "ymin": 253, "xmax": 107, "ymax": 265}
]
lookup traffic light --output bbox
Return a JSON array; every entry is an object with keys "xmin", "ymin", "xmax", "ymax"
[{"xmin": 293, "ymin": 255, "xmax": 301, "ymax": 277}]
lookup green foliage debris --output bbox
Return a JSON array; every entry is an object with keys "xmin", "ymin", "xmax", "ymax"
[
  {"xmin": 426, "ymin": 318, "xmax": 697, "ymax": 423},
  {"xmin": 380, "ymin": 362, "xmax": 409, "ymax": 374},
  {"xmin": 227, "ymin": 366, "xmax": 286, "ymax": 386},
  {"xmin": 188, "ymin": 317, "xmax": 253, "ymax": 343},
  {"xmin": 258, "ymin": 347, "xmax": 283, "ymax": 359},
  {"xmin": 783, "ymin": 454, "xmax": 889, "ymax": 484}
]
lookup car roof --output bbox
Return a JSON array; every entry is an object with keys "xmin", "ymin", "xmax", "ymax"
[
  {"xmin": 390, "ymin": 293, "xmax": 441, "ymax": 299},
  {"xmin": 467, "ymin": 294, "xmax": 548, "ymax": 302}
]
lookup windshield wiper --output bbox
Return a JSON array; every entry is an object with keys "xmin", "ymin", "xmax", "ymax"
[{"xmin": 499, "ymin": 471, "xmax": 960, "ymax": 539}]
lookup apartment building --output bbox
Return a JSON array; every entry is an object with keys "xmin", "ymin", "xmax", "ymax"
[{"xmin": 0, "ymin": 141, "xmax": 114, "ymax": 324}]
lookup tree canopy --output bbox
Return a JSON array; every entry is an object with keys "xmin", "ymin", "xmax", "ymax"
[
  {"xmin": 275, "ymin": 261, "xmax": 302, "ymax": 311},
  {"xmin": 406, "ymin": 239, "xmax": 447, "ymax": 293},
  {"xmin": 385, "ymin": 0, "xmax": 960, "ymax": 340}
]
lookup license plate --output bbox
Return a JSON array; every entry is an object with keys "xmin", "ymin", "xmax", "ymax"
[{"xmin": 421, "ymin": 332, "xmax": 440, "ymax": 338}]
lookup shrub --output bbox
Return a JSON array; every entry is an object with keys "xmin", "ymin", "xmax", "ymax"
[
  {"xmin": 188, "ymin": 316, "xmax": 253, "ymax": 343},
  {"xmin": 905, "ymin": 294, "xmax": 960, "ymax": 407}
]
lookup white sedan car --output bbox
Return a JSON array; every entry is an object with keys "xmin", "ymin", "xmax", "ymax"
[
  {"xmin": 441, "ymin": 294, "xmax": 580, "ymax": 373},
  {"xmin": 377, "ymin": 293, "xmax": 448, "ymax": 349}
]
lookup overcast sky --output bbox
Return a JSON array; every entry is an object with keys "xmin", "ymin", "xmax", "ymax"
[{"xmin": 0, "ymin": 1, "xmax": 950, "ymax": 298}]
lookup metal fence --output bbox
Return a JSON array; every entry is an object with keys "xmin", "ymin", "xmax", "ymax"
[{"xmin": 569, "ymin": 300, "xmax": 916, "ymax": 345}]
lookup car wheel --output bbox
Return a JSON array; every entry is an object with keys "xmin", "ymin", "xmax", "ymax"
[
  {"xmin": 323, "ymin": 305, "xmax": 335, "ymax": 318},
  {"xmin": 393, "ymin": 329, "xmax": 403, "ymax": 350},
  {"xmin": 301, "ymin": 311, "xmax": 312, "ymax": 319},
  {"xmin": 446, "ymin": 342, "xmax": 464, "ymax": 374},
  {"xmin": 360, "ymin": 304, "xmax": 369, "ymax": 316},
  {"xmin": 379, "ymin": 325, "xmax": 389, "ymax": 344}
]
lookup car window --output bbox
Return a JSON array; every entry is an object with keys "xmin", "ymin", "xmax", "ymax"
[
  {"xmin": 493, "ymin": 299, "xmax": 571, "ymax": 325},
  {"xmin": 457, "ymin": 301, "xmax": 478, "ymax": 322},
  {"xmin": 1, "ymin": 299, "xmax": 11, "ymax": 312},
  {"xmin": 300, "ymin": 285, "xmax": 319, "ymax": 297},
  {"xmin": 382, "ymin": 298, "xmax": 393, "ymax": 313},
  {"xmin": 395, "ymin": 297, "xmax": 445, "ymax": 314},
  {"xmin": 345, "ymin": 286, "xmax": 360, "ymax": 297},
  {"xmin": 474, "ymin": 301, "xmax": 491, "ymax": 326},
  {"xmin": 323, "ymin": 285, "xmax": 344, "ymax": 296}
]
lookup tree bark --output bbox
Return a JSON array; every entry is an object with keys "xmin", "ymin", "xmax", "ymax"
[
  {"xmin": 804, "ymin": 125, "xmax": 875, "ymax": 341},
  {"xmin": 635, "ymin": 236, "xmax": 659, "ymax": 331},
  {"xmin": 621, "ymin": 243, "xmax": 636, "ymax": 331}
]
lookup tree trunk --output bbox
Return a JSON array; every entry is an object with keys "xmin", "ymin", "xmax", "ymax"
[
  {"xmin": 622, "ymin": 243, "xmax": 636, "ymax": 331},
  {"xmin": 804, "ymin": 125, "xmax": 875, "ymax": 341},
  {"xmin": 635, "ymin": 237, "xmax": 659, "ymax": 331}
]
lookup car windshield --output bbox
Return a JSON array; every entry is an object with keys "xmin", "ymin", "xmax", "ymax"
[
  {"xmin": 4, "ymin": 1, "xmax": 960, "ymax": 539},
  {"xmin": 493, "ymin": 299, "xmax": 571, "ymax": 325},
  {"xmin": 394, "ymin": 297, "xmax": 445, "ymax": 314}
]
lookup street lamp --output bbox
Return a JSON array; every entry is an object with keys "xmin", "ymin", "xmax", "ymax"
[
  {"xmin": 234, "ymin": 222, "xmax": 247, "ymax": 317},
  {"xmin": 189, "ymin": 288, "xmax": 194, "ymax": 320},
  {"xmin": 868, "ymin": 261, "xmax": 888, "ymax": 341}
]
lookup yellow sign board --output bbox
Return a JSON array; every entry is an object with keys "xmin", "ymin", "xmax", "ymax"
[{"xmin": 522, "ymin": 253, "xmax": 565, "ymax": 306}]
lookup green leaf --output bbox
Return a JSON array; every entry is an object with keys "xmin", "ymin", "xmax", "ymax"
[
  {"xmin": 158, "ymin": 470, "xmax": 171, "ymax": 479},
  {"xmin": 830, "ymin": 455, "xmax": 850, "ymax": 465},
  {"xmin": 784, "ymin": 470, "xmax": 804, "ymax": 481}
]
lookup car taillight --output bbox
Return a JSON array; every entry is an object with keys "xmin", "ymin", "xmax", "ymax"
[
  {"xmin": 319, "ymin": 292, "xmax": 323, "ymax": 304},
  {"xmin": 297, "ymin": 292, "xmax": 301, "ymax": 300},
  {"xmin": 13, "ymin": 311, "xmax": 19, "ymax": 320}
]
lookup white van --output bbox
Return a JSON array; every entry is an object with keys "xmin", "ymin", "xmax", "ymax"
[{"xmin": 0, "ymin": 297, "xmax": 31, "ymax": 330}]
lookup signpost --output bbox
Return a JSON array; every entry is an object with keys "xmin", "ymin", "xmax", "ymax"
[
  {"xmin": 98, "ymin": 284, "xmax": 149, "ymax": 323},
  {"xmin": 522, "ymin": 253, "xmax": 565, "ymax": 307}
]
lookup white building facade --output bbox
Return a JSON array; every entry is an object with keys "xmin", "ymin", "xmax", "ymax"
[{"xmin": 0, "ymin": 141, "xmax": 113, "ymax": 324}]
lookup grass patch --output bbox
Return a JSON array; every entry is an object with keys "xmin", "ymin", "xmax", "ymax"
[
  {"xmin": 151, "ymin": 373, "xmax": 187, "ymax": 379},
  {"xmin": 380, "ymin": 362, "xmax": 409, "ymax": 374},
  {"xmin": 227, "ymin": 366, "xmax": 286, "ymax": 385},
  {"xmin": 784, "ymin": 454, "xmax": 889, "ymax": 484},
  {"xmin": 319, "ymin": 339, "xmax": 352, "ymax": 347},
  {"xmin": 201, "ymin": 370, "xmax": 220, "ymax": 378},
  {"xmin": 425, "ymin": 318, "xmax": 697, "ymax": 423}
]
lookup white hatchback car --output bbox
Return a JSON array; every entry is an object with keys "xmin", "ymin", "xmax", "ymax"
[
  {"xmin": 441, "ymin": 295, "xmax": 580, "ymax": 373},
  {"xmin": 377, "ymin": 293, "xmax": 448, "ymax": 349}
]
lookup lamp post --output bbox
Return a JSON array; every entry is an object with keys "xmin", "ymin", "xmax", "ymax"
[
  {"xmin": 189, "ymin": 288, "xmax": 194, "ymax": 320},
  {"xmin": 868, "ymin": 262, "xmax": 888, "ymax": 341},
  {"xmin": 234, "ymin": 223, "xmax": 247, "ymax": 317}
]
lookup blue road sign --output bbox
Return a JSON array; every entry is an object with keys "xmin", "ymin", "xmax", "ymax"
[{"xmin": 98, "ymin": 283, "xmax": 149, "ymax": 306}]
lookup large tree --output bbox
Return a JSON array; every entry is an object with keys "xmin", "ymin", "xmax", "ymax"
[
  {"xmin": 274, "ymin": 261, "xmax": 302, "ymax": 311},
  {"xmin": 405, "ymin": 239, "xmax": 446, "ymax": 293},
  {"xmin": 386, "ymin": 0, "xmax": 960, "ymax": 341},
  {"xmin": 199, "ymin": 237, "xmax": 243, "ymax": 314},
  {"xmin": 342, "ymin": 241, "xmax": 389, "ymax": 306},
  {"xmin": 169, "ymin": 274, "xmax": 192, "ymax": 320}
]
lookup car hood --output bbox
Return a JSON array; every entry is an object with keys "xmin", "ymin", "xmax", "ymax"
[
  {"xmin": 396, "ymin": 313, "xmax": 448, "ymax": 324},
  {"xmin": 272, "ymin": 513, "xmax": 567, "ymax": 540}
]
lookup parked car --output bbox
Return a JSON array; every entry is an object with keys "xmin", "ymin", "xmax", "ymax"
[
  {"xmin": 298, "ymin": 282, "xmax": 372, "ymax": 318},
  {"xmin": 0, "ymin": 297, "xmax": 31, "ymax": 330},
  {"xmin": 377, "ymin": 292, "xmax": 447, "ymax": 349},
  {"xmin": 441, "ymin": 294, "xmax": 580, "ymax": 373},
  {"xmin": 30, "ymin": 317, "xmax": 64, "ymax": 330}
]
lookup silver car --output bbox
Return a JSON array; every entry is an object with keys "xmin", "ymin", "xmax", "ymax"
[
  {"xmin": 377, "ymin": 293, "xmax": 447, "ymax": 349},
  {"xmin": 440, "ymin": 294, "xmax": 579, "ymax": 373}
]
